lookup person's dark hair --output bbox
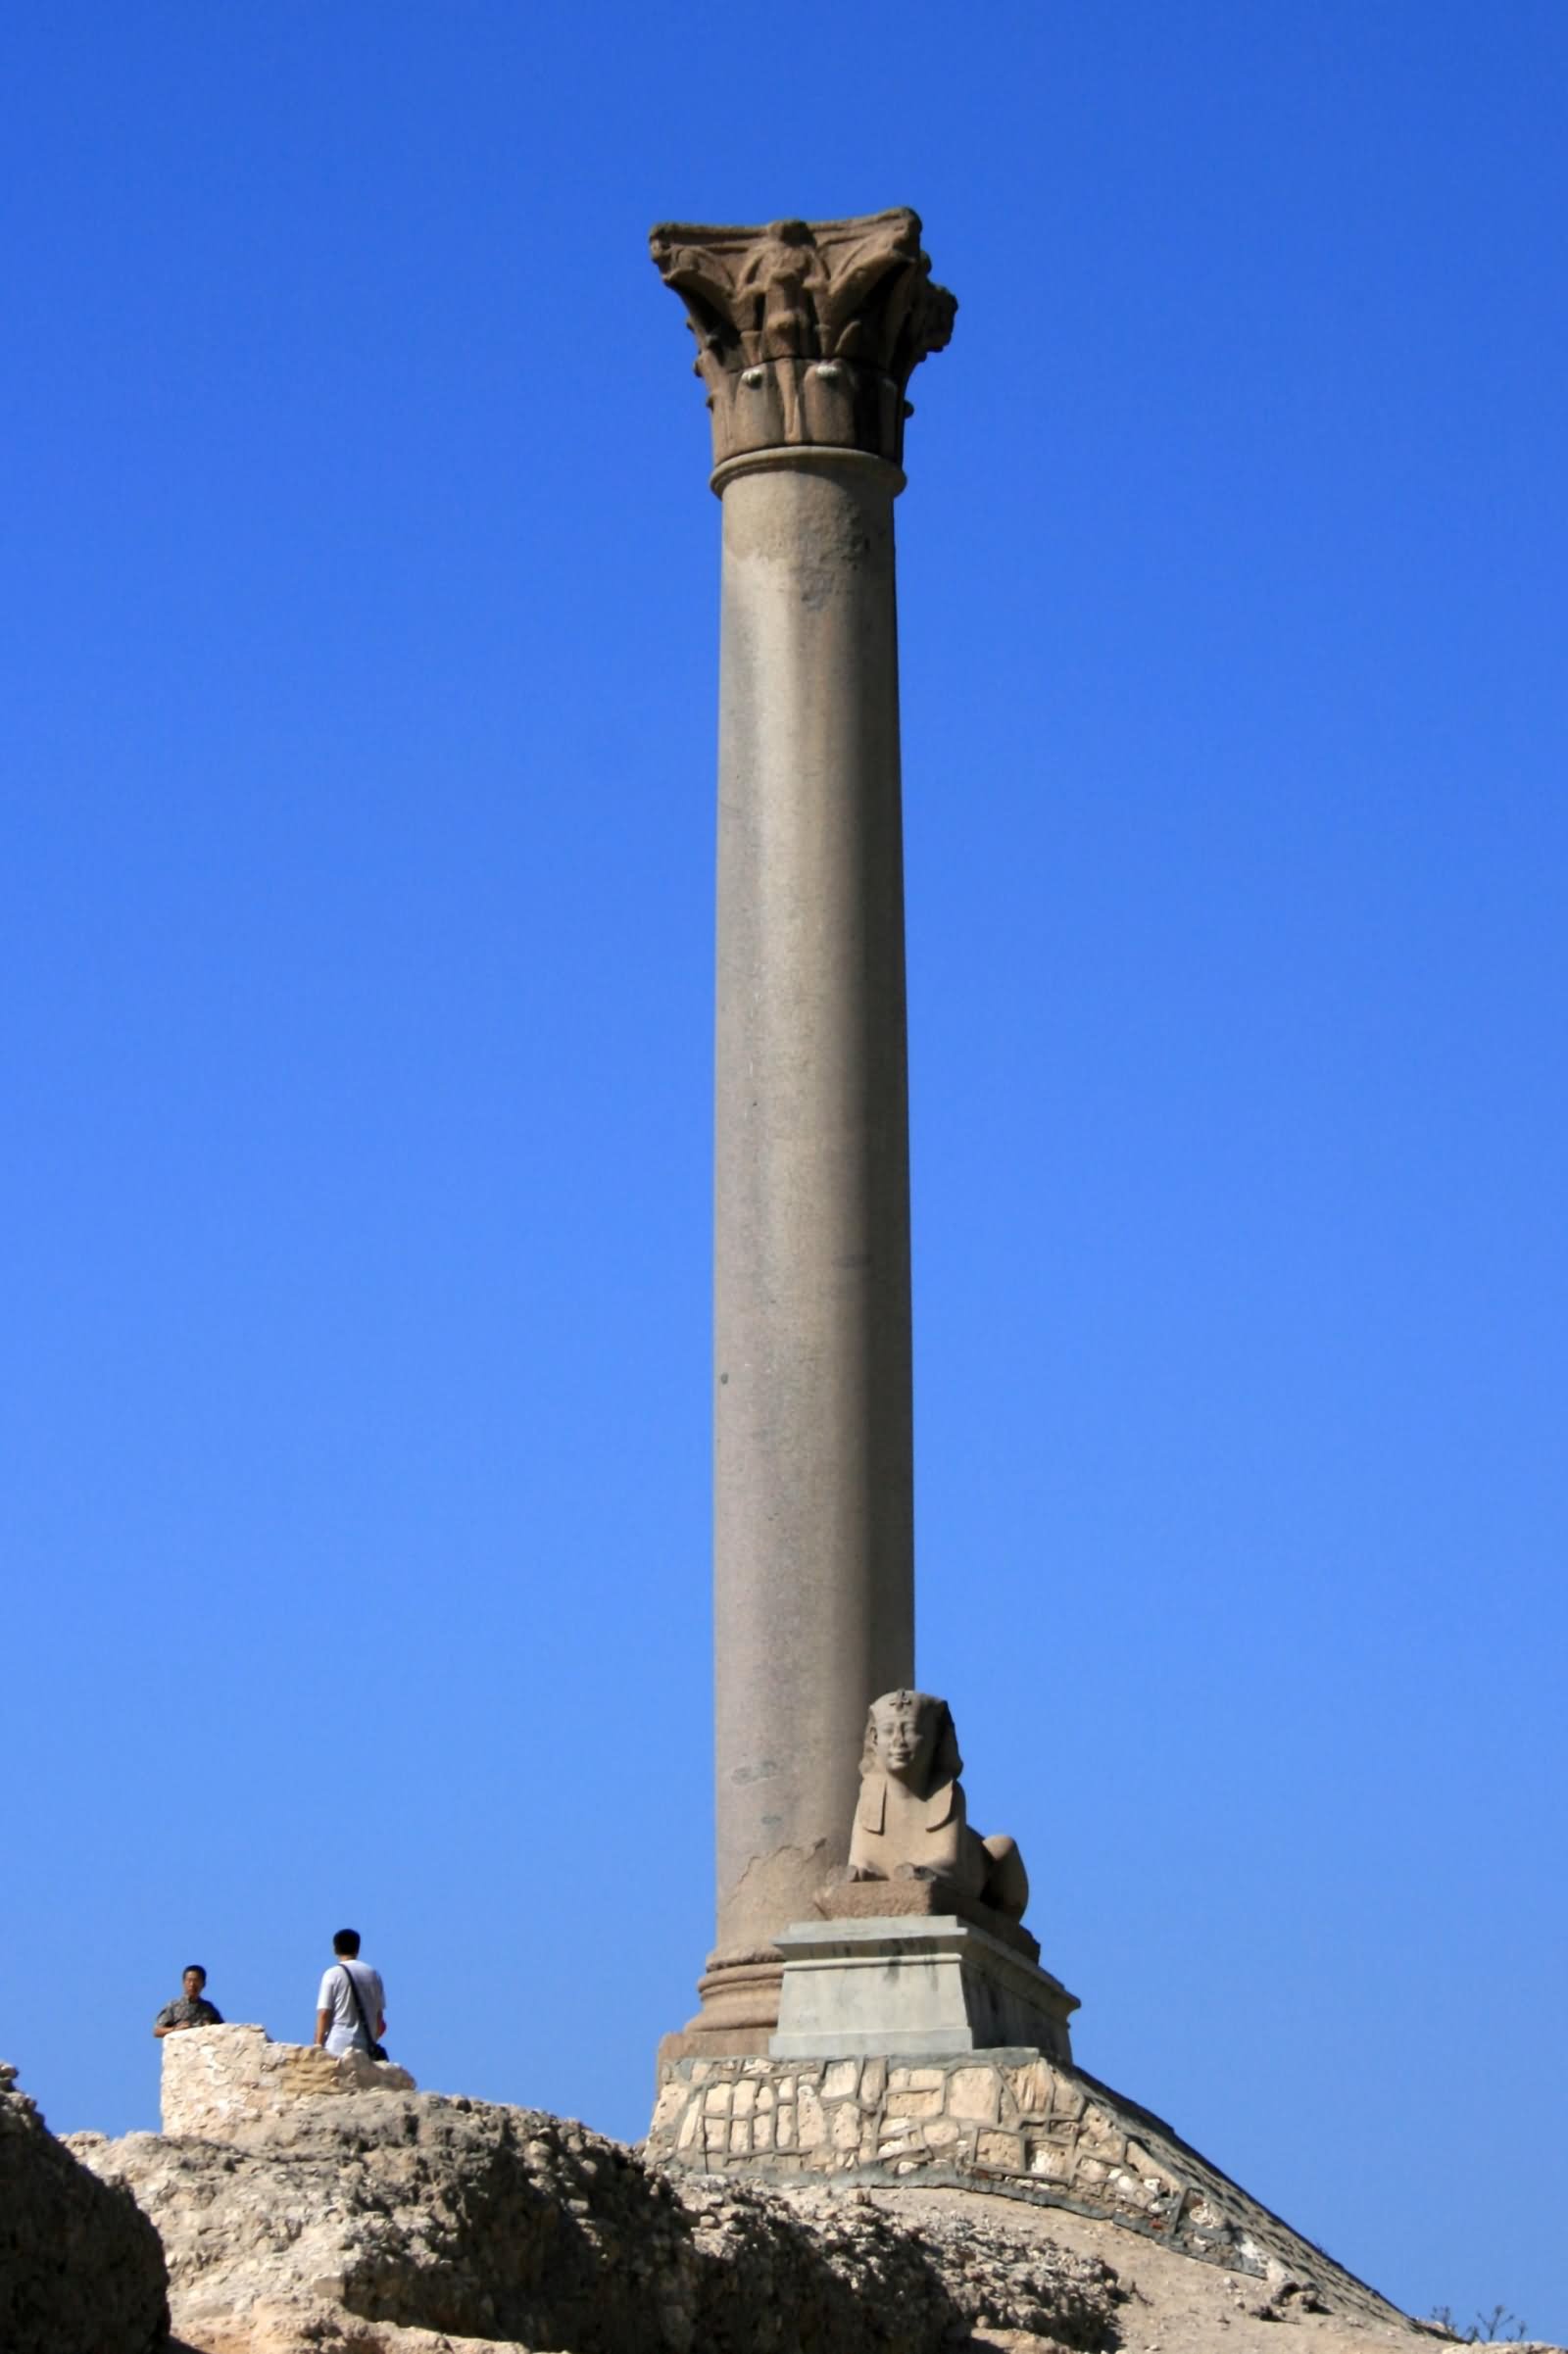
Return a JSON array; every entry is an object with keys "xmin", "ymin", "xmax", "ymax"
[
  {"xmin": 332, "ymin": 1929, "xmax": 361, "ymax": 1957},
  {"xmin": 183, "ymin": 1965, "xmax": 207, "ymax": 1982}
]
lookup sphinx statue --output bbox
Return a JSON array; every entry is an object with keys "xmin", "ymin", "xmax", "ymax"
[{"xmin": 845, "ymin": 1689, "xmax": 1029, "ymax": 1923}]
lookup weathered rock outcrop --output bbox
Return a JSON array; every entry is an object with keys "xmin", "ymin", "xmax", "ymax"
[
  {"xmin": 72, "ymin": 2087, "xmax": 1121, "ymax": 2354},
  {"xmin": 158, "ymin": 2019, "xmax": 416, "ymax": 2135},
  {"xmin": 0, "ymin": 2063, "xmax": 168, "ymax": 2354}
]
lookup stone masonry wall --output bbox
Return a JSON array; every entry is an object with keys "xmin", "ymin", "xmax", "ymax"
[
  {"xmin": 647, "ymin": 2049, "xmax": 1403, "ymax": 2330},
  {"xmin": 160, "ymin": 2022, "xmax": 415, "ymax": 2136}
]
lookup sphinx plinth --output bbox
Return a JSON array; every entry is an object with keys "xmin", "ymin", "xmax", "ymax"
[{"xmin": 771, "ymin": 1915, "xmax": 1079, "ymax": 2064}]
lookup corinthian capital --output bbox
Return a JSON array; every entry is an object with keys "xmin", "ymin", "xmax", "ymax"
[{"xmin": 649, "ymin": 209, "xmax": 956, "ymax": 472}]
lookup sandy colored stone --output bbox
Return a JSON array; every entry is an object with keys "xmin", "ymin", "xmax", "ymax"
[
  {"xmin": 831, "ymin": 2102, "xmax": 862, "ymax": 2152},
  {"xmin": 159, "ymin": 2022, "xmax": 415, "ymax": 2137},
  {"xmin": 948, "ymin": 2067, "xmax": 1003, "ymax": 2125},
  {"xmin": 1006, "ymin": 2059, "xmax": 1055, "ymax": 2121},
  {"xmin": 887, "ymin": 2088, "xmax": 945, "ymax": 2121}
]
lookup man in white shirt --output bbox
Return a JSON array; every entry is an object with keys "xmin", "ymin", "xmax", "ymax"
[{"xmin": 314, "ymin": 1927, "xmax": 387, "ymax": 2057}]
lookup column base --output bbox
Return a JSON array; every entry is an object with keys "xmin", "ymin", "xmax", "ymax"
[{"xmin": 656, "ymin": 1946, "xmax": 784, "ymax": 2070}]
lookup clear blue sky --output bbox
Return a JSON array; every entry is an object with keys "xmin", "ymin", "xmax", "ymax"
[{"xmin": 3, "ymin": 2, "xmax": 1564, "ymax": 2338}]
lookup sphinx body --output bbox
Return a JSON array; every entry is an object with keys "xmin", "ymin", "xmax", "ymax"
[{"xmin": 847, "ymin": 1690, "xmax": 1029, "ymax": 1923}]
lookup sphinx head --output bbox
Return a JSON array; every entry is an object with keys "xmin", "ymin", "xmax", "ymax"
[{"xmin": 862, "ymin": 1690, "xmax": 962, "ymax": 1792}]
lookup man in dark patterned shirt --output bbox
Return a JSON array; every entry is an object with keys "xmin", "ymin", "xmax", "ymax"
[{"xmin": 152, "ymin": 1964, "xmax": 223, "ymax": 2037}]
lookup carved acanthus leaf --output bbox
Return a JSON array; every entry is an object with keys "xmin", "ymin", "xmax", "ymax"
[{"xmin": 649, "ymin": 209, "xmax": 956, "ymax": 470}]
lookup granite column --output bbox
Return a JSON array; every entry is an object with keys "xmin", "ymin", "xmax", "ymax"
[{"xmin": 651, "ymin": 213, "xmax": 956, "ymax": 2048}]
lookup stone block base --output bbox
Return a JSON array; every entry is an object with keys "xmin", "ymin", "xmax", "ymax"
[
  {"xmin": 646, "ymin": 2047, "xmax": 1402, "ymax": 2330},
  {"xmin": 161, "ymin": 2023, "xmax": 416, "ymax": 2137},
  {"xmin": 771, "ymin": 1915, "xmax": 1077, "ymax": 2062}
]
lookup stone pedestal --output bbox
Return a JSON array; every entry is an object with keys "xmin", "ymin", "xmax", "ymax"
[{"xmin": 770, "ymin": 1916, "xmax": 1078, "ymax": 2064}]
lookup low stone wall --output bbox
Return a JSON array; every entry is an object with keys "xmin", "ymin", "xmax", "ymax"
[
  {"xmin": 647, "ymin": 2048, "xmax": 1403, "ymax": 2329},
  {"xmin": 160, "ymin": 2022, "xmax": 415, "ymax": 2136}
]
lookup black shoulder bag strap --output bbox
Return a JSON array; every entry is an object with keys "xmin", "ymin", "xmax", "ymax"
[{"xmin": 338, "ymin": 1962, "xmax": 383, "ymax": 2056}]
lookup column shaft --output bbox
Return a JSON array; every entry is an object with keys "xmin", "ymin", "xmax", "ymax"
[{"xmin": 712, "ymin": 450, "xmax": 915, "ymax": 1959}]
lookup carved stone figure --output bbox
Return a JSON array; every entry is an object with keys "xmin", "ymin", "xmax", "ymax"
[
  {"xmin": 649, "ymin": 210, "xmax": 956, "ymax": 468},
  {"xmin": 847, "ymin": 1691, "xmax": 1029, "ymax": 1922}
]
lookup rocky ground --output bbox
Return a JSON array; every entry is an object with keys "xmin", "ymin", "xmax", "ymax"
[
  {"xmin": 71, "ymin": 2089, "xmax": 1124, "ymax": 2354},
  {"xmin": 0, "ymin": 2067, "xmax": 166, "ymax": 2354},
  {"xmin": 4, "ymin": 2062, "xmax": 1557, "ymax": 2354},
  {"xmin": 868, "ymin": 2188, "xmax": 1564, "ymax": 2354}
]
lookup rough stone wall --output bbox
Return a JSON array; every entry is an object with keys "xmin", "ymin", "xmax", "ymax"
[
  {"xmin": 0, "ymin": 2068, "xmax": 168, "ymax": 2354},
  {"xmin": 648, "ymin": 2049, "xmax": 1403, "ymax": 2329},
  {"xmin": 160, "ymin": 2019, "xmax": 416, "ymax": 2133}
]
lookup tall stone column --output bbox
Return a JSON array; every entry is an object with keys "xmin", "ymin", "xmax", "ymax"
[{"xmin": 651, "ymin": 213, "xmax": 956, "ymax": 2051}]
